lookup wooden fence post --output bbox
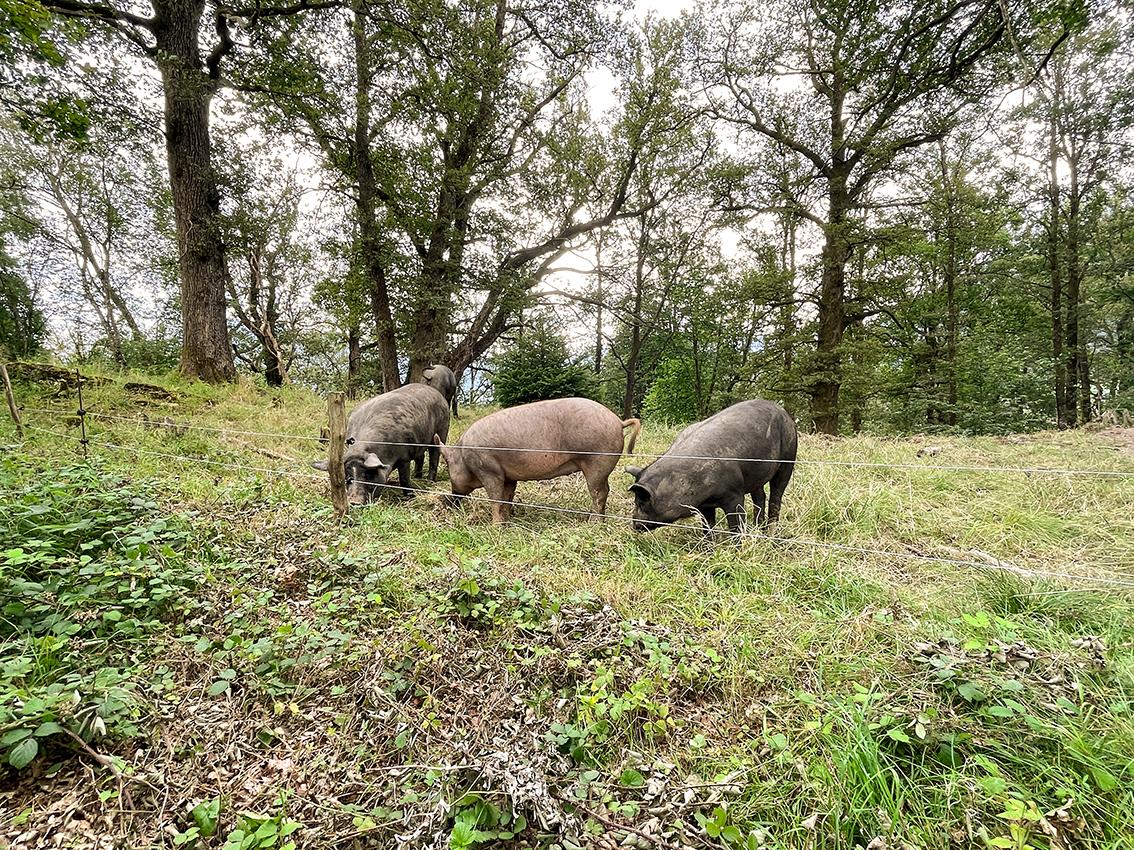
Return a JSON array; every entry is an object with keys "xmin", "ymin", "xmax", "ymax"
[
  {"xmin": 1, "ymin": 363, "xmax": 23, "ymax": 440},
  {"xmin": 327, "ymin": 392, "xmax": 347, "ymax": 517}
]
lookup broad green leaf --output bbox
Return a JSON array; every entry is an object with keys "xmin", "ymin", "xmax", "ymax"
[
  {"xmin": 619, "ymin": 768, "xmax": 645, "ymax": 787},
  {"xmin": 9, "ymin": 737, "xmax": 39, "ymax": 769}
]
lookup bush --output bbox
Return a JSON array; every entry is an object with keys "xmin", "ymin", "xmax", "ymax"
[
  {"xmin": 0, "ymin": 262, "xmax": 47, "ymax": 359},
  {"xmin": 493, "ymin": 319, "xmax": 596, "ymax": 407},
  {"xmin": 120, "ymin": 328, "xmax": 182, "ymax": 373}
]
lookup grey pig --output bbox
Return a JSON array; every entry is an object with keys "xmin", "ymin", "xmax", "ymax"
[
  {"xmin": 626, "ymin": 399, "xmax": 797, "ymax": 535},
  {"xmin": 414, "ymin": 364, "xmax": 460, "ymax": 477},
  {"xmin": 436, "ymin": 397, "xmax": 641, "ymax": 523},
  {"xmin": 421, "ymin": 364, "xmax": 459, "ymax": 418},
  {"xmin": 313, "ymin": 384, "xmax": 450, "ymax": 504}
]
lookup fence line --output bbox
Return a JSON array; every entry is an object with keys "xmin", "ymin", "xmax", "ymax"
[
  {"xmin": 18, "ymin": 405, "xmax": 1134, "ymax": 479},
  {"xmin": 27, "ymin": 408, "xmax": 327, "ymax": 444},
  {"xmin": 23, "ymin": 423, "xmax": 1134, "ymax": 592},
  {"xmin": 25, "ymin": 425, "xmax": 321, "ymax": 483}
]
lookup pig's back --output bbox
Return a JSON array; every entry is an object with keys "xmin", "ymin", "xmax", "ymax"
[
  {"xmin": 668, "ymin": 400, "xmax": 795, "ymax": 461},
  {"xmin": 462, "ymin": 398, "xmax": 623, "ymax": 454},
  {"xmin": 350, "ymin": 385, "xmax": 448, "ymax": 450}
]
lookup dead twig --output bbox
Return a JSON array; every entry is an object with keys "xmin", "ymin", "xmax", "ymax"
[
  {"xmin": 62, "ymin": 728, "xmax": 163, "ymax": 795},
  {"xmin": 554, "ymin": 793, "xmax": 677, "ymax": 849}
]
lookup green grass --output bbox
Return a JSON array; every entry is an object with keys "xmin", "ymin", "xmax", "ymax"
[{"xmin": 3, "ymin": 367, "xmax": 1134, "ymax": 849}]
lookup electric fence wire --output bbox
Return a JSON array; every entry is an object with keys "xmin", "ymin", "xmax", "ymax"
[
  {"xmin": 22, "ymin": 423, "xmax": 1134, "ymax": 592},
  {"xmin": 19, "ymin": 406, "xmax": 1134, "ymax": 479}
]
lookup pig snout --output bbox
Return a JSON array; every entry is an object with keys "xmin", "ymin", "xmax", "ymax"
[{"xmin": 631, "ymin": 512, "xmax": 662, "ymax": 532}]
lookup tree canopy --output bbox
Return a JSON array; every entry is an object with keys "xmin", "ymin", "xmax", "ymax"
[{"xmin": 2, "ymin": 0, "xmax": 1131, "ymax": 434}]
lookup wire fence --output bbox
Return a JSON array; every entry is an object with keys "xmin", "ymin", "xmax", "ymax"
[
  {"xmin": 18, "ymin": 405, "xmax": 1134, "ymax": 479},
  {"xmin": 19, "ymin": 419, "xmax": 1134, "ymax": 593}
]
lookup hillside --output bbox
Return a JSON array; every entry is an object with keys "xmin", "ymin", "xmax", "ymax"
[{"xmin": 3, "ymin": 370, "xmax": 1134, "ymax": 850}]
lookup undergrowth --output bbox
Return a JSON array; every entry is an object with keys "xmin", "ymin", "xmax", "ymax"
[{"xmin": 2, "ymin": 369, "xmax": 1134, "ymax": 849}]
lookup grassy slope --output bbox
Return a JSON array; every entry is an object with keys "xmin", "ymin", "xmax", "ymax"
[{"xmin": 3, "ymin": 370, "xmax": 1134, "ymax": 850}]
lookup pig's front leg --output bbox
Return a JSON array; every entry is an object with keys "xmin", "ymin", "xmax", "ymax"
[
  {"xmin": 697, "ymin": 505, "xmax": 717, "ymax": 537},
  {"xmin": 396, "ymin": 458, "xmax": 416, "ymax": 497},
  {"xmin": 724, "ymin": 496, "xmax": 747, "ymax": 537}
]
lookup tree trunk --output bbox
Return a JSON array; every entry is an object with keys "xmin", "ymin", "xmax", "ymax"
[
  {"xmin": 1047, "ymin": 116, "xmax": 1068, "ymax": 428},
  {"xmin": 347, "ymin": 325, "xmax": 361, "ymax": 396},
  {"xmin": 623, "ymin": 323, "xmax": 641, "ymax": 421},
  {"xmin": 406, "ymin": 262, "xmax": 449, "ymax": 384},
  {"xmin": 351, "ymin": 0, "xmax": 401, "ymax": 392},
  {"xmin": 154, "ymin": 0, "xmax": 235, "ymax": 383},
  {"xmin": 1065, "ymin": 173, "xmax": 1081, "ymax": 426},
  {"xmin": 1079, "ymin": 354, "xmax": 1091, "ymax": 422},
  {"xmin": 264, "ymin": 346, "xmax": 285, "ymax": 386},
  {"xmin": 810, "ymin": 172, "xmax": 850, "ymax": 435},
  {"xmin": 924, "ymin": 321, "xmax": 940, "ymax": 427},
  {"xmin": 622, "ymin": 245, "xmax": 648, "ymax": 419},
  {"xmin": 594, "ymin": 231, "xmax": 604, "ymax": 375},
  {"xmin": 940, "ymin": 143, "xmax": 959, "ymax": 428}
]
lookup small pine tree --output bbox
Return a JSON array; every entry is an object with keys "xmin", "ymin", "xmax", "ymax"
[{"xmin": 493, "ymin": 318, "xmax": 596, "ymax": 407}]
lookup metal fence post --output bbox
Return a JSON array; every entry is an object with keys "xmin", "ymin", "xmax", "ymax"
[
  {"xmin": 327, "ymin": 392, "xmax": 347, "ymax": 517},
  {"xmin": 76, "ymin": 368, "xmax": 89, "ymax": 459}
]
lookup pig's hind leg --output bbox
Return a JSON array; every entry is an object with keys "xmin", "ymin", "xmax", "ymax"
[
  {"xmin": 501, "ymin": 479, "xmax": 517, "ymax": 520},
  {"xmin": 482, "ymin": 476, "xmax": 513, "ymax": 524},
  {"xmin": 427, "ymin": 446, "xmax": 441, "ymax": 482},
  {"xmin": 766, "ymin": 463, "xmax": 793, "ymax": 525},
  {"xmin": 751, "ymin": 484, "xmax": 767, "ymax": 528},
  {"xmin": 581, "ymin": 457, "xmax": 620, "ymax": 521},
  {"xmin": 582, "ymin": 469, "xmax": 611, "ymax": 520}
]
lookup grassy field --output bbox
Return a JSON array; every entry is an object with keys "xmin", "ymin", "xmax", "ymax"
[{"xmin": 3, "ymin": 368, "xmax": 1134, "ymax": 850}]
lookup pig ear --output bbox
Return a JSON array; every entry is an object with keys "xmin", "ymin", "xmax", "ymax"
[
  {"xmin": 434, "ymin": 433, "xmax": 450, "ymax": 458},
  {"xmin": 363, "ymin": 453, "xmax": 386, "ymax": 469},
  {"xmin": 624, "ymin": 465, "xmax": 643, "ymax": 479},
  {"xmin": 423, "ymin": 367, "xmax": 435, "ymax": 379},
  {"xmin": 311, "ymin": 459, "xmax": 329, "ymax": 471},
  {"xmin": 628, "ymin": 482, "xmax": 652, "ymax": 499}
]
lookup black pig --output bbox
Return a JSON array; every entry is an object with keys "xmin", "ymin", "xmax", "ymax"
[
  {"xmin": 421, "ymin": 364, "xmax": 459, "ymax": 418},
  {"xmin": 626, "ymin": 400, "xmax": 797, "ymax": 535},
  {"xmin": 313, "ymin": 384, "xmax": 450, "ymax": 504}
]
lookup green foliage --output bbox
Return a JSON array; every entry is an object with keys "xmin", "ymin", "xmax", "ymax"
[
  {"xmin": 0, "ymin": 0, "xmax": 90, "ymax": 141},
  {"xmin": 117, "ymin": 328, "xmax": 181, "ymax": 373},
  {"xmin": 446, "ymin": 794, "xmax": 527, "ymax": 848},
  {"xmin": 0, "ymin": 461, "xmax": 200, "ymax": 770},
  {"xmin": 493, "ymin": 317, "xmax": 596, "ymax": 407},
  {"xmin": 220, "ymin": 800, "xmax": 302, "ymax": 850},
  {"xmin": 441, "ymin": 570, "xmax": 546, "ymax": 630},
  {"xmin": 642, "ymin": 355, "xmax": 700, "ymax": 423},
  {"xmin": 0, "ymin": 259, "xmax": 46, "ymax": 358}
]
